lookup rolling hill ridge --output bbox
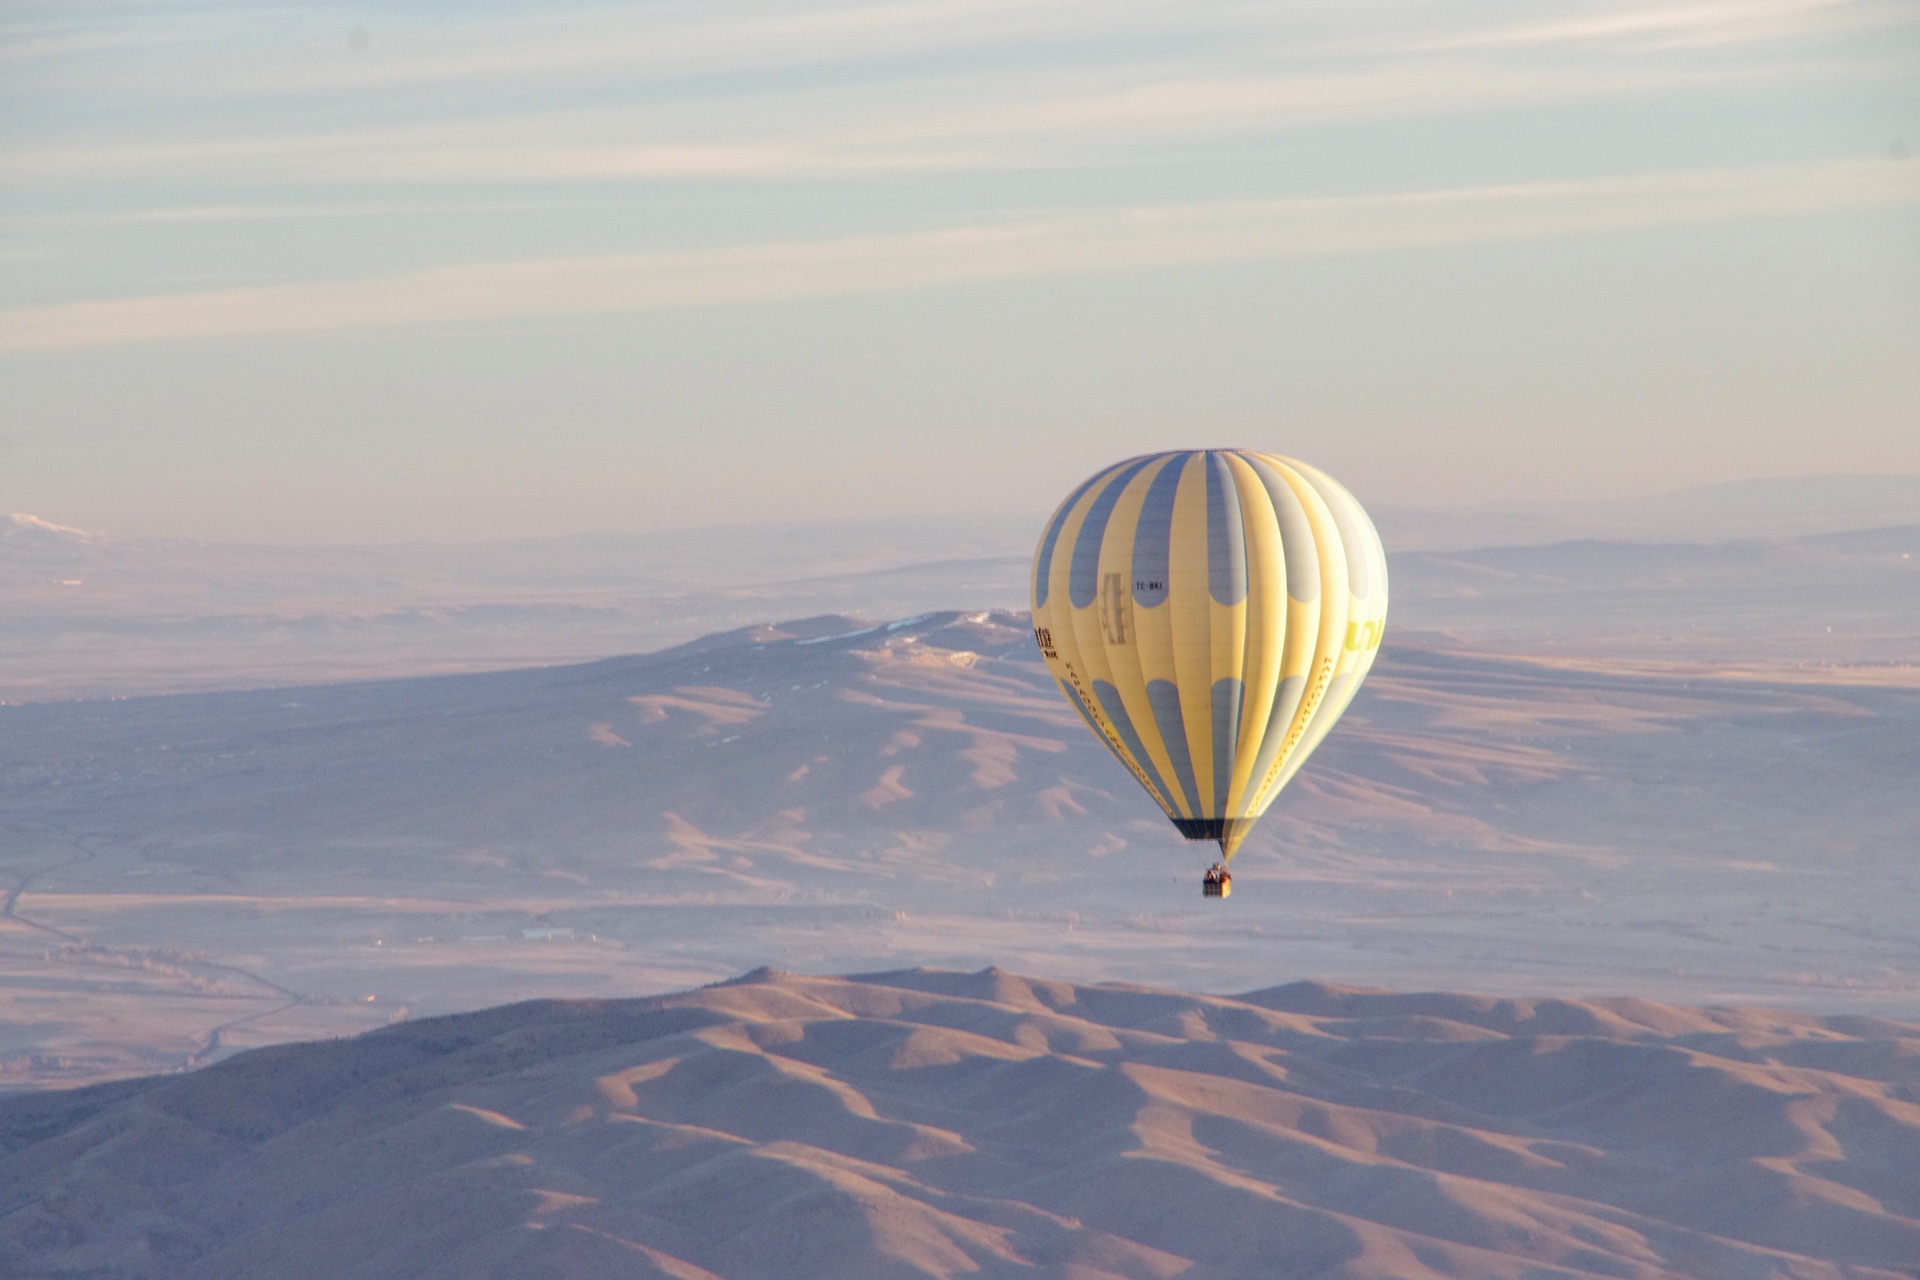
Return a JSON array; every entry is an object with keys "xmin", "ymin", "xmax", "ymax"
[{"xmin": 3, "ymin": 966, "xmax": 1915, "ymax": 1279}]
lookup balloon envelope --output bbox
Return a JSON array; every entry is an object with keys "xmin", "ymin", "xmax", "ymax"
[{"xmin": 1029, "ymin": 450, "xmax": 1387, "ymax": 859}]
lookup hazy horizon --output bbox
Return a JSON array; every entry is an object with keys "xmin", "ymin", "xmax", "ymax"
[{"xmin": 10, "ymin": 468, "xmax": 1920, "ymax": 549}]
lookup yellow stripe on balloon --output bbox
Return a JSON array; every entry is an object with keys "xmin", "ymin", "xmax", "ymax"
[
  {"xmin": 1222, "ymin": 452, "xmax": 1284, "ymax": 818},
  {"xmin": 1254, "ymin": 461, "xmax": 1349, "ymax": 817},
  {"xmin": 1097, "ymin": 458, "xmax": 1189, "ymax": 818},
  {"xmin": 1034, "ymin": 461, "xmax": 1168, "ymax": 812}
]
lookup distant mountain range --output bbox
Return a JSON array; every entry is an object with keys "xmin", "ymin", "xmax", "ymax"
[
  {"xmin": 6, "ymin": 473, "xmax": 1917, "ymax": 700},
  {"xmin": 1376, "ymin": 472, "xmax": 1920, "ymax": 549},
  {"xmin": 2, "ymin": 966, "xmax": 1914, "ymax": 1279},
  {"xmin": 0, "ymin": 511, "xmax": 1040, "ymax": 699}
]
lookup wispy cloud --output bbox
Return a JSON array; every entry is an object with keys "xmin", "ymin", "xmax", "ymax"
[
  {"xmin": 0, "ymin": 133, "xmax": 993, "ymax": 185},
  {"xmin": 0, "ymin": 53, "xmax": 1867, "ymax": 189},
  {"xmin": 5, "ymin": 158, "xmax": 1910, "ymax": 351},
  {"xmin": 17, "ymin": 200, "xmax": 560, "ymax": 226},
  {"xmin": 4, "ymin": 0, "xmax": 1905, "ymax": 191},
  {"xmin": 1424, "ymin": 0, "xmax": 1880, "ymax": 51}
]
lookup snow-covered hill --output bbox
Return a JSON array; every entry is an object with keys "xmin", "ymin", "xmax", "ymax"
[
  {"xmin": 3, "ymin": 966, "xmax": 1915, "ymax": 1279},
  {"xmin": 7, "ymin": 487, "xmax": 1915, "ymax": 700},
  {"xmin": 2, "ymin": 611, "xmax": 1915, "ymax": 1088}
]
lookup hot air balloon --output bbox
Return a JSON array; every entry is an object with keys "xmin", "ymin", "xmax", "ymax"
[{"xmin": 1029, "ymin": 450, "xmax": 1387, "ymax": 897}]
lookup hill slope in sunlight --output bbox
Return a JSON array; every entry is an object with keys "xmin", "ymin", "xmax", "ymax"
[{"xmin": 2, "ymin": 966, "xmax": 1916, "ymax": 1279}]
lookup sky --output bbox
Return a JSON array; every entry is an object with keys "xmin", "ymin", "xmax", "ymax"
[{"xmin": 2, "ymin": 0, "xmax": 1916, "ymax": 544}]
